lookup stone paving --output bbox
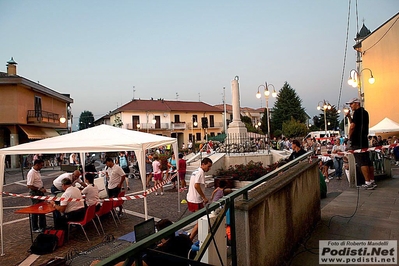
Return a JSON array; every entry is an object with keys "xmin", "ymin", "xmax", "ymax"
[
  {"xmin": 0, "ymin": 167, "xmax": 214, "ymax": 266},
  {"xmin": 0, "ymin": 161, "xmax": 364, "ymax": 266}
]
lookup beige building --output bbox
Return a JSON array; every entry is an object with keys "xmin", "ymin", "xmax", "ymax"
[
  {"xmin": 96, "ymin": 99, "xmax": 224, "ymax": 148},
  {"xmin": 214, "ymin": 104, "xmax": 265, "ymax": 127},
  {"xmin": 0, "ymin": 58, "xmax": 73, "ymax": 167},
  {"xmin": 354, "ymin": 12, "xmax": 399, "ymax": 127}
]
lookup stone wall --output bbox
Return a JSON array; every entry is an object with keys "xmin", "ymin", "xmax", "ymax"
[
  {"xmin": 234, "ymin": 161, "xmax": 320, "ymax": 266},
  {"xmin": 224, "ymin": 154, "xmax": 273, "ymax": 168}
]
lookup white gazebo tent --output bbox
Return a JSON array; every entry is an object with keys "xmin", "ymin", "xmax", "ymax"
[
  {"xmin": 369, "ymin": 117, "xmax": 399, "ymax": 134},
  {"xmin": 0, "ymin": 124, "xmax": 178, "ymax": 255}
]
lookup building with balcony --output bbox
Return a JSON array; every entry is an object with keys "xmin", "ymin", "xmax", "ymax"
[
  {"xmin": 0, "ymin": 58, "xmax": 73, "ymax": 167},
  {"xmin": 96, "ymin": 99, "xmax": 224, "ymax": 148},
  {"xmin": 214, "ymin": 103, "xmax": 265, "ymax": 127}
]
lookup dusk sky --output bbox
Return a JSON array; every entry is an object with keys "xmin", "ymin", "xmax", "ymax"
[{"xmin": 1, "ymin": 1, "xmax": 397, "ymax": 128}]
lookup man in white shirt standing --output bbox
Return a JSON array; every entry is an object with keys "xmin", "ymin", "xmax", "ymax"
[
  {"xmin": 26, "ymin": 159, "xmax": 47, "ymax": 233},
  {"xmin": 187, "ymin": 157, "xmax": 213, "ymax": 241},
  {"xmin": 105, "ymin": 157, "xmax": 126, "ymax": 216}
]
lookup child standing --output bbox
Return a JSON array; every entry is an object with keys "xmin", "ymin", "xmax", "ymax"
[
  {"xmin": 211, "ymin": 180, "xmax": 227, "ymax": 202},
  {"xmin": 152, "ymin": 155, "xmax": 163, "ymax": 196},
  {"xmin": 119, "ymin": 151, "xmax": 130, "ymax": 190},
  {"xmin": 178, "ymin": 153, "xmax": 187, "ymax": 191}
]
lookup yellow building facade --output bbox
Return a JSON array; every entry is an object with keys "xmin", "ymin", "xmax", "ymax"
[{"xmin": 357, "ymin": 12, "xmax": 399, "ymax": 127}]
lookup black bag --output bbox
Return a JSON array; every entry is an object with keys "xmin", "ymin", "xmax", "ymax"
[{"xmin": 30, "ymin": 233, "xmax": 58, "ymax": 255}]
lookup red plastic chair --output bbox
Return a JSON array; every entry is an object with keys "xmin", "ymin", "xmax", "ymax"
[
  {"xmin": 95, "ymin": 201, "xmax": 118, "ymax": 234},
  {"xmin": 67, "ymin": 205, "xmax": 100, "ymax": 242},
  {"xmin": 112, "ymin": 191, "xmax": 125, "ymax": 224}
]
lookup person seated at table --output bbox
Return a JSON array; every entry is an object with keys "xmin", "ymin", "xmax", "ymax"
[
  {"xmin": 81, "ymin": 174, "xmax": 100, "ymax": 211},
  {"xmin": 49, "ymin": 178, "xmax": 85, "ymax": 231},
  {"xmin": 51, "ymin": 170, "xmax": 86, "ymax": 194}
]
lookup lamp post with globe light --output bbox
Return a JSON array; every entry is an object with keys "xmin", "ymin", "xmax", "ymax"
[
  {"xmin": 317, "ymin": 100, "xmax": 331, "ymax": 136},
  {"xmin": 337, "ymin": 105, "xmax": 350, "ymax": 137},
  {"xmin": 347, "ymin": 68, "xmax": 375, "ymax": 104},
  {"xmin": 256, "ymin": 82, "xmax": 277, "ymax": 144},
  {"xmin": 192, "ymin": 116, "xmax": 198, "ymax": 153}
]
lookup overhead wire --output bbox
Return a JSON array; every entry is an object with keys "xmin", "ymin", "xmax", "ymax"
[{"xmin": 335, "ymin": 0, "xmax": 352, "ymax": 129}]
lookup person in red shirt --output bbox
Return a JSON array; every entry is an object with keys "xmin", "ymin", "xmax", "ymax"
[{"xmin": 178, "ymin": 153, "xmax": 187, "ymax": 191}]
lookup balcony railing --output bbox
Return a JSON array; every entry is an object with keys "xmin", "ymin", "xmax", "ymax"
[
  {"xmin": 125, "ymin": 121, "xmax": 223, "ymax": 131},
  {"xmin": 27, "ymin": 110, "xmax": 60, "ymax": 125},
  {"xmin": 171, "ymin": 122, "xmax": 186, "ymax": 130},
  {"xmin": 125, "ymin": 123, "xmax": 170, "ymax": 130}
]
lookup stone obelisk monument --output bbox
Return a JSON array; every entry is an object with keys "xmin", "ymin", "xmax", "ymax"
[{"xmin": 227, "ymin": 76, "xmax": 247, "ymax": 137}]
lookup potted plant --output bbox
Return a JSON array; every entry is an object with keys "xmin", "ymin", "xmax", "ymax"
[{"xmin": 215, "ymin": 160, "xmax": 277, "ymax": 188}]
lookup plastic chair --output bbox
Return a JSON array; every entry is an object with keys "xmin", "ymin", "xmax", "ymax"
[
  {"xmin": 95, "ymin": 201, "xmax": 118, "ymax": 234},
  {"xmin": 67, "ymin": 205, "xmax": 100, "ymax": 242},
  {"xmin": 112, "ymin": 191, "xmax": 125, "ymax": 224}
]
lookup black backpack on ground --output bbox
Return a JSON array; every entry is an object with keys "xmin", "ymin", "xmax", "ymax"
[{"xmin": 30, "ymin": 233, "xmax": 58, "ymax": 255}]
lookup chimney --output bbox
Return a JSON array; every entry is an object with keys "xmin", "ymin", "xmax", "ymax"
[{"xmin": 6, "ymin": 57, "xmax": 17, "ymax": 76}]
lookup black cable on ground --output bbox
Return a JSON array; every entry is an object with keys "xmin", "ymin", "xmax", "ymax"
[
  {"xmin": 288, "ymin": 186, "xmax": 361, "ymax": 265},
  {"xmin": 177, "ymin": 205, "xmax": 189, "ymax": 221}
]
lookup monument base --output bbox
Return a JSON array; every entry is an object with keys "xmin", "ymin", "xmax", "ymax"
[
  {"xmin": 227, "ymin": 121, "xmax": 248, "ymax": 144},
  {"xmin": 227, "ymin": 121, "xmax": 247, "ymax": 134}
]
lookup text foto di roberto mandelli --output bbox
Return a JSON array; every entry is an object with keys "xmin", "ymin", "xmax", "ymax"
[
  {"xmin": 319, "ymin": 240, "xmax": 397, "ymax": 265},
  {"xmin": 327, "ymin": 240, "xmax": 393, "ymax": 246}
]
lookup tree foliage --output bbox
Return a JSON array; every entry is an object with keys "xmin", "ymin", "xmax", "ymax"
[
  {"xmin": 271, "ymin": 82, "xmax": 307, "ymax": 132},
  {"xmin": 282, "ymin": 118, "xmax": 308, "ymax": 138},
  {"xmin": 79, "ymin": 111, "xmax": 95, "ymax": 130},
  {"xmin": 113, "ymin": 116, "xmax": 123, "ymax": 128},
  {"xmin": 316, "ymin": 105, "xmax": 340, "ymax": 131},
  {"xmin": 241, "ymin": 115, "xmax": 260, "ymax": 133}
]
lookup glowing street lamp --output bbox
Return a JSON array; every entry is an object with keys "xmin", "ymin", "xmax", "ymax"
[
  {"xmin": 338, "ymin": 105, "xmax": 350, "ymax": 137},
  {"xmin": 317, "ymin": 100, "xmax": 331, "ymax": 135},
  {"xmin": 256, "ymin": 82, "xmax": 277, "ymax": 144},
  {"xmin": 59, "ymin": 115, "xmax": 66, "ymax": 124},
  {"xmin": 347, "ymin": 68, "xmax": 375, "ymax": 103}
]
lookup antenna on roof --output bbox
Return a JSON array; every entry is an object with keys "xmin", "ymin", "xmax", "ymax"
[
  {"xmin": 176, "ymin": 92, "xmax": 179, "ymax": 100},
  {"xmin": 198, "ymin": 93, "xmax": 201, "ymax": 102},
  {"xmin": 132, "ymin": 86, "xmax": 135, "ymax": 100}
]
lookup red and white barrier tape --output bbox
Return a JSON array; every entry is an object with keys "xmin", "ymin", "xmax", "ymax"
[
  {"xmin": 2, "ymin": 171, "xmax": 179, "ymax": 202},
  {"xmin": 317, "ymin": 143, "xmax": 398, "ymax": 158},
  {"xmin": 1, "ymin": 192, "xmax": 85, "ymax": 202},
  {"xmin": 144, "ymin": 172, "xmax": 178, "ymax": 196}
]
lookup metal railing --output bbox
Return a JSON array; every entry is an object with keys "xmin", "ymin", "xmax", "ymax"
[
  {"xmin": 171, "ymin": 122, "xmax": 186, "ymax": 130},
  {"xmin": 27, "ymin": 110, "xmax": 60, "ymax": 124},
  {"xmin": 95, "ymin": 151, "xmax": 313, "ymax": 266},
  {"xmin": 210, "ymin": 133, "xmax": 270, "ymax": 155}
]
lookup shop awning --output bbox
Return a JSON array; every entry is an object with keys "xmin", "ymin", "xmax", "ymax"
[{"xmin": 19, "ymin": 125, "xmax": 60, "ymax": 139}]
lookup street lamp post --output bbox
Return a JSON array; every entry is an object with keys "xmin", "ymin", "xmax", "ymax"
[
  {"xmin": 337, "ymin": 105, "xmax": 350, "ymax": 137},
  {"xmin": 256, "ymin": 82, "xmax": 277, "ymax": 145},
  {"xmin": 192, "ymin": 116, "xmax": 198, "ymax": 153},
  {"xmin": 317, "ymin": 100, "xmax": 331, "ymax": 136},
  {"xmin": 347, "ymin": 68, "xmax": 375, "ymax": 104},
  {"xmin": 146, "ymin": 112, "xmax": 156, "ymax": 133}
]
